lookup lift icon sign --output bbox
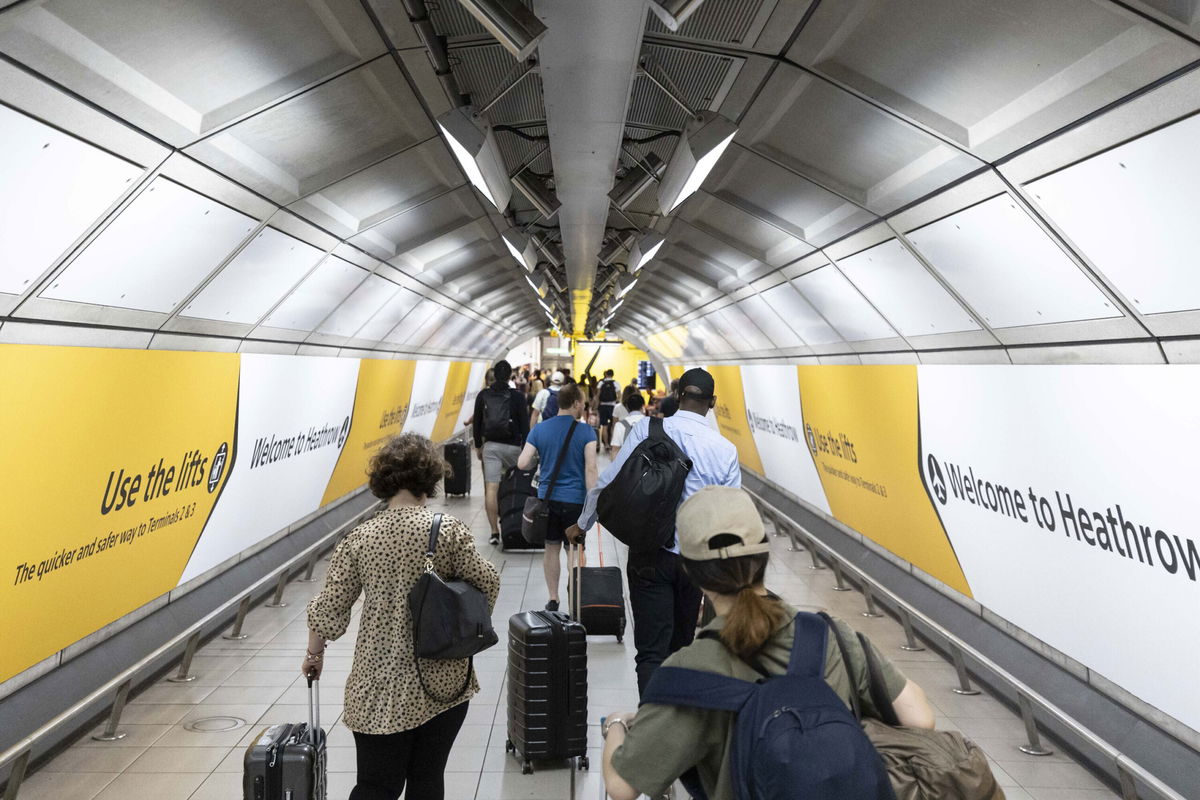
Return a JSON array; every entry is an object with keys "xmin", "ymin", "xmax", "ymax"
[
  {"xmin": 805, "ymin": 423, "xmax": 818, "ymax": 456},
  {"xmin": 208, "ymin": 442, "xmax": 228, "ymax": 493}
]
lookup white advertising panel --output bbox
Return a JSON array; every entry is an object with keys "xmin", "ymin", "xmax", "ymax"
[
  {"xmin": 918, "ymin": 365, "xmax": 1200, "ymax": 731},
  {"xmin": 459, "ymin": 361, "xmax": 489, "ymax": 428},
  {"xmin": 404, "ymin": 360, "xmax": 450, "ymax": 439},
  {"xmin": 180, "ymin": 354, "xmax": 359, "ymax": 582},
  {"xmin": 740, "ymin": 365, "xmax": 830, "ymax": 514}
]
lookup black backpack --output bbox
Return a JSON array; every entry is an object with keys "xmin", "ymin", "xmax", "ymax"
[
  {"xmin": 481, "ymin": 388, "xmax": 514, "ymax": 441},
  {"xmin": 597, "ymin": 417, "xmax": 692, "ymax": 552},
  {"xmin": 598, "ymin": 378, "xmax": 618, "ymax": 403}
]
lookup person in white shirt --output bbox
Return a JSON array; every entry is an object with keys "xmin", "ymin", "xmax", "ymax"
[
  {"xmin": 530, "ymin": 370, "xmax": 564, "ymax": 428},
  {"xmin": 610, "ymin": 393, "xmax": 645, "ymax": 459}
]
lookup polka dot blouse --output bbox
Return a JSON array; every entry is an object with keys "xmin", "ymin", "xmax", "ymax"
[{"xmin": 307, "ymin": 506, "xmax": 500, "ymax": 734}]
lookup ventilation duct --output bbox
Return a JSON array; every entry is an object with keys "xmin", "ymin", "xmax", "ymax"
[
  {"xmin": 513, "ymin": 171, "xmax": 562, "ymax": 219},
  {"xmin": 454, "ymin": 0, "xmax": 548, "ymax": 60}
]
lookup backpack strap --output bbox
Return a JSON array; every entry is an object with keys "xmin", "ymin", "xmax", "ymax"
[
  {"xmin": 818, "ymin": 612, "xmax": 863, "ymax": 722},
  {"xmin": 640, "ymin": 666, "xmax": 756, "ymax": 712},
  {"xmin": 858, "ymin": 631, "xmax": 900, "ymax": 726},
  {"xmin": 648, "ymin": 415, "xmax": 667, "ymax": 441},
  {"xmin": 787, "ymin": 612, "xmax": 830, "ymax": 679}
]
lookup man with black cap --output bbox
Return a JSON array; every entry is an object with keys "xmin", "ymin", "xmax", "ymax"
[{"xmin": 574, "ymin": 367, "xmax": 741, "ymax": 695}]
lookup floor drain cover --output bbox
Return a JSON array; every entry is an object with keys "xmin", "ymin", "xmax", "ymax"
[{"xmin": 184, "ymin": 716, "xmax": 246, "ymax": 732}]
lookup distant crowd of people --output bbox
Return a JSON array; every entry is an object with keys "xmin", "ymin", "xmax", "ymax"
[{"xmin": 302, "ymin": 364, "xmax": 935, "ymax": 800}]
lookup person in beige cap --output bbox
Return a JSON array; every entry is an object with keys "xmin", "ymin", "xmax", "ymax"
[{"xmin": 599, "ymin": 486, "xmax": 934, "ymax": 800}]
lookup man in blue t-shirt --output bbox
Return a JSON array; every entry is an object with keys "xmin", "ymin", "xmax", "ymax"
[{"xmin": 517, "ymin": 382, "xmax": 598, "ymax": 610}]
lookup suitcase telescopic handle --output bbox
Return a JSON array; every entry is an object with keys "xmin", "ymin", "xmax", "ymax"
[{"xmin": 306, "ymin": 673, "xmax": 320, "ymax": 745}]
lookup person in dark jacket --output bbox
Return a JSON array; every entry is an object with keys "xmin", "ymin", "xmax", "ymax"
[{"xmin": 472, "ymin": 360, "xmax": 529, "ymax": 546}]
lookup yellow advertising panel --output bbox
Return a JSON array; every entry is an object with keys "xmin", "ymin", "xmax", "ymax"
[
  {"xmin": 573, "ymin": 341, "xmax": 648, "ymax": 386},
  {"xmin": 321, "ymin": 359, "xmax": 416, "ymax": 505},
  {"xmin": 668, "ymin": 364, "xmax": 685, "ymax": 383},
  {"xmin": 430, "ymin": 361, "xmax": 473, "ymax": 443},
  {"xmin": 0, "ymin": 345, "xmax": 238, "ymax": 682},
  {"xmin": 707, "ymin": 365, "xmax": 764, "ymax": 475},
  {"xmin": 796, "ymin": 365, "xmax": 971, "ymax": 596}
]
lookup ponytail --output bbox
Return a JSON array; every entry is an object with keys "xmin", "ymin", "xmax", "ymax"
[{"xmin": 683, "ymin": 553, "xmax": 785, "ymax": 662}]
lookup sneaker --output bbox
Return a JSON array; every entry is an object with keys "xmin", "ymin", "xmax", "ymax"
[
  {"xmin": 489, "ymin": 533, "xmax": 500, "ymax": 546},
  {"xmin": 545, "ymin": 599, "xmax": 559, "ymax": 612}
]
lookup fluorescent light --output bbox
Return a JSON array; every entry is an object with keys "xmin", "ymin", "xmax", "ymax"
[
  {"xmin": 525, "ymin": 272, "xmax": 548, "ymax": 298},
  {"xmin": 657, "ymin": 111, "xmax": 738, "ymax": 214},
  {"xmin": 608, "ymin": 153, "xmax": 664, "ymax": 210},
  {"xmin": 649, "ymin": 0, "xmax": 708, "ymax": 30},
  {"xmin": 616, "ymin": 273, "xmax": 638, "ymax": 298},
  {"xmin": 456, "ymin": 0, "xmax": 547, "ymax": 60},
  {"xmin": 502, "ymin": 227, "xmax": 537, "ymax": 271},
  {"xmin": 512, "ymin": 171, "xmax": 561, "ymax": 219},
  {"xmin": 437, "ymin": 106, "xmax": 512, "ymax": 211},
  {"xmin": 629, "ymin": 231, "xmax": 665, "ymax": 273}
]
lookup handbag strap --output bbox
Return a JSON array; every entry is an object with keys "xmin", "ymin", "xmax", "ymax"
[
  {"xmin": 415, "ymin": 655, "xmax": 474, "ymax": 704},
  {"xmin": 542, "ymin": 420, "xmax": 578, "ymax": 500},
  {"xmin": 423, "ymin": 513, "xmax": 444, "ymax": 570}
]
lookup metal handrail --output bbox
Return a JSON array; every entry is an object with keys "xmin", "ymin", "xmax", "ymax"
[
  {"xmin": 0, "ymin": 501, "xmax": 380, "ymax": 798},
  {"xmin": 745, "ymin": 488, "xmax": 1186, "ymax": 800}
]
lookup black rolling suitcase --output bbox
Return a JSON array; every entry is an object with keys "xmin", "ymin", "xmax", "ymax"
[
  {"xmin": 243, "ymin": 677, "xmax": 326, "ymax": 800},
  {"xmin": 443, "ymin": 440, "xmax": 471, "ymax": 496},
  {"xmin": 506, "ymin": 566, "xmax": 589, "ymax": 774},
  {"xmin": 568, "ymin": 528, "xmax": 625, "ymax": 641},
  {"xmin": 498, "ymin": 466, "xmax": 540, "ymax": 551}
]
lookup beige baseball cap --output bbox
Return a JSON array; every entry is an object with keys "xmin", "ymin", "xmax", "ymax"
[{"xmin": 677, "ymin": 486, "xmax": 772, "ymax": 561}]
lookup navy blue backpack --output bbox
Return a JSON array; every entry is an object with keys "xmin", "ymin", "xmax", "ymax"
[
  {"xmin": 541, "ymin": 386, "xmax": 560, "ymax": 421},
  {"xmin": 641, "ymin": 612, "xmax": 895, "ymax": 800}
]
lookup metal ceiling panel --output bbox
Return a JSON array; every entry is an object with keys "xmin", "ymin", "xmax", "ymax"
[
  {"xmin": 705, "ymin": 147, "xmax": 877, "ymax": 246},
  {"xmin": 0, "ymin": 0, "xmax": 386, "ymax": 145},
  {"xmin": 289, "ymin": 138, "xmax": 460, "ymax": 238},
  {"xmin": 355, "ymin": 287, "xmax": 423, "ymax": 342},
  {"xmin": 452, "ymin": 44, "xmax": 543, "ymax": 123},
  {"xmin": 630, "ymin": 46, "xmax": 739, "ymax": 132},
  {"xmin": 905, "ymin": 194, "xmax": 1119, "ymax": 329},
  {"xmin": 644, "ymin": 0, "xmax": 767, "ymax": 45},
  {"xmin": 41, "ymin": 177, "xmax": 258, "ymax": 313},
  {"xmin": 386, "ymin": 299, "xmax": 441, "ymax": 345},
  {"xmin": 364, "ymin": 187, "xmax": 485, "ymax": 263},
  {"xmin": 679, "ymin": 194, "xmax": 813, "ymax": 267},
  {"xmin": 179, "ymin": 226, "xmax": 328, "ymax": 325},
  {"xmin": 187, "ymin": 59, "xmax": 434, "ymax": 204},
  {"xmin": 792, "ymin": 266, "xmax": 898, "ymax": 343},
  {"xmin": 759, "ymin": 280, "xmax": 842, "ymax": 347},
  {"xmin": 402, "ymin": 221, "xmax": 495, "ymax": 277},
  {"xmin": 790, "ymin": 0, "xmax": 1200, "ymax": 160},
  {"xmin": 738, "ymin": 66, "xmax": 986, "ymax": 214},
  {"xmin": 0, "ymin": 104, "xmax": 142, "ymax": 296},
  {"xmin": 1028, "ymin": 112, "xmax": 1200, "ymax": 316},
  {"xmin": 317, "ymin": 273, "xmax": 400, "ymax": 338},
  {"xmin": 260, "ymin": 256, "xmax": 368, "ymax": 332}
]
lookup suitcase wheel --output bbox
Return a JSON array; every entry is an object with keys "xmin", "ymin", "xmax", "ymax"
[
  {"xmin": 579, "ymin": 755, "xmax": 590, "ymax": 771},
  {"xmin": 505, "ymin": 739, "xmax": 514, "ymax": 753},
  {"xmin": 616, "ymin": 634, "xmax": 624, "ymax": 644},
  {"xmin": 522, "ymin": 760, "xmax": 533, "ymax": 775}
]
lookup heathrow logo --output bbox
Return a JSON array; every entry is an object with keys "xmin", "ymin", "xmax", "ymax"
[
  {"xmin": 337, "ymin": 416, "xmax": 351, "ymax": 449},
  {"xmin": 207, "ymin": 442, "xmax": 229, "ymax": 493},
  {"xmin": 805, "ymin": 423, "xmax": 818, "ymax": 455},
  {"xmin": 926, "ymin": 454, "xmax": 947, "ymax": 505}
]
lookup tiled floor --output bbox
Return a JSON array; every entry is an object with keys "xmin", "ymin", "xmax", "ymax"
[{"xmin": 17, "ymin": 453, "xmax": 1121, "ymax": 799}]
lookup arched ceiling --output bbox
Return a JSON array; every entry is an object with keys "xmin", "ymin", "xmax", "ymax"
[{"xmin": 2, "ymin": 0, "xmax": 1200, "ymax": 364}]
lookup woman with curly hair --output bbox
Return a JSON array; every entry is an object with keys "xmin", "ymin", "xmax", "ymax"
[{"xmin": 304, "ymin": 433, "xmax": 500, "ymax": 800}]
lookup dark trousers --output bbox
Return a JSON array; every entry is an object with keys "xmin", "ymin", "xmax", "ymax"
[
  {"xmin": 626, "ymin": 548, "xmax": 703, "ymax": 696},
  {"xmin": 350, "ymin": 702, "xmax": 469, "ymax": 800}
]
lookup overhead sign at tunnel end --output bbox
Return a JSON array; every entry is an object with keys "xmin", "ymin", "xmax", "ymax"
[{"xmin": 0, "ymin": 345, "xmax": 239, "ymax": 683}]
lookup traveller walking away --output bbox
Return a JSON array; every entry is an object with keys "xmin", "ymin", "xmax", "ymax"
[
  {"xmin": 531, "ymin": 370, "xmax": 564, "ymax": 427},
  {"xmin": 609, "ymin": 393, "xmax": 645, "ymax": 459},
  {"xmin": 305, "ymin": 433, "xmax": 500, "ymax": 800},
  {"xmin": 517, "ymin": 382, "xmax": 598, "ymax": 610},
  {"xmin": 658, "ymin": 379, "xmax": 680, "ymax": 418},
  {"xmin": 597, "ymin": 369, "xmax": 620, "ymax": 453},
  {"xmin": 600, "ymin": 486, "xmax": 935, "ymax": 800},
  {"xmin": 473, "ymin": 359, "xmax": 529, "ymax": 546},
  {"xmin": 579, "ymin": 368, "xmax": 741, "ymax": 695}
]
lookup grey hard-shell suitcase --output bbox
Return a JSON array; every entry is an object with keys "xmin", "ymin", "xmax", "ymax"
[{"xmin": 243, "ymin": 677, "xmax": 327, "ymax": 800}]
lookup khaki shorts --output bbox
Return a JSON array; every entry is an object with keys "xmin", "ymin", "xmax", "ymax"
[{"xmin": 482, "ymin": 441, "xmax": 521, "ymax": 483}]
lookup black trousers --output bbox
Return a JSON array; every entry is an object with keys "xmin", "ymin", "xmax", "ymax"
[
  {"xmin": 626, "ymin": 548, "xmax": 703, "ymax": 696},
  {"xmin": 350, "ymin": 701, "xmax": 469, "ymax": 800}
]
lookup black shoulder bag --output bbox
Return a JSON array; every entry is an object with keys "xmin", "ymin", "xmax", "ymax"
[
  {"xmin": 521, "ymin": 420, "xmax": 579, "ymax": 545},
  {"xmin": 597, "ymin": 416, "xmax": 692, "ymax": 552},
  {"xmin": 409, "ymin": 513, "xmax": 498, "ymax": 702}
]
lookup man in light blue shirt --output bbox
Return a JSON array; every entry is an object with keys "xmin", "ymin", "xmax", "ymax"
[{"xmin": 574, "ymin": 368, "xmax": 740, "ymax": 694}]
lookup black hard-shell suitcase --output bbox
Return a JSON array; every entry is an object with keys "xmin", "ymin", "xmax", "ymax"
[
  {"xmin": 243, "ymin": 677, "xmax": 326, "ymax": 800},
  {"xmin": 506, "ymin": 608, "xmax": 589, "ymax": 773},
  {"xmin": 498, "ymin": 466, "xmax": 539, "ymax": 551},
  {"xmin": 568, "ymin": 529, "xmax": 625, "ymax": 641},
  {"xmin": 443, "ymin": 440, "xmax": 471, "ymax": 496}
]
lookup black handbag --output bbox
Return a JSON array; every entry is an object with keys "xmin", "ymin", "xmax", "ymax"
[
  {"xmin": 521, "ymin": 420, "xmax": 579, "ymax": 545},
  {"xmin": 409, "ymin": 513, "xmax": 498, "ymax": 701}
]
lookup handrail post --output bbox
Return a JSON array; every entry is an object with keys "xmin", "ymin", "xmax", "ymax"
[
  {"xmin": 899, "ymin": 609, "xmax": 925, "ymax": 652},
  {"xmin": 265, "ymin": 569, "xmax": 289, "ymax": 608},
  {"xmin": 90, "ymin": 679, "xmax": 132, "ymax": 741},
  {"xmin": 166, "ymin": 632, "xmax": 201, "ymax": 683},
  {"xmin": 298, "ymin": 550, "xmax": 319, "ymax": 582},
  {"xmin": 1017, "ymin": 693, "xmax": 1054, "ymax": 756},
  {"xmin": 831, "ymin": 561, "xmax": 853, "ymax": 591},
  {"xmin": 3, "ymin": 749, "xmax": 30, "ymax": 800},
  {"xmin": 1116, "ymin": 761, "xmax": 1140, "ymax": 800},
  {"xmin": 805, "ymin": 538, "xmax": 825, "ymax": 570},
  {"xmin": 861, "ymin": 587, "xmax": 883, "ymax": 618},
  {"xmin": 950, "ymin": 646, "xmax": 980, "ymax": 696},
  {"xmin": 223, "ymin": 594, "xmax": 252, "ymax": 640}
]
